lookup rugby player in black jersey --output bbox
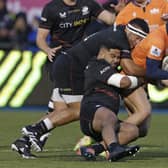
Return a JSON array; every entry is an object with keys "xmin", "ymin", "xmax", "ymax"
[
  {"xmin": 17, "ymin": 18, "xmax": 149, "ymax": 158},
  {"xmin": 79, "ymin": 46, "xmax": 141, "ymax": 161},
  {"xmin": 11, "ymin": 0, "xmax": 117, "ymax": 158}
]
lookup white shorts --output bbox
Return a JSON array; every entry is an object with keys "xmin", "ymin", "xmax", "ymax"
[{"xmin": 51, "ymin": 88, "xmax": 83, "ymax": 104}]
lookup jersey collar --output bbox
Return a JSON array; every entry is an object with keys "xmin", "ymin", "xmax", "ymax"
[{"xmin": 132, "ymin": 0, "xmax": 150, "ymax": 8}]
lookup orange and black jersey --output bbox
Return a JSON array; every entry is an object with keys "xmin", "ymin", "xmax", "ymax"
[
  {"xmin": 115, "ymin": 0, "xmax": 168, "ymax": 31},
  {"xmin": 131, "ymin": 23, "xmax": 168, "ymax": 80},
  {"xmin": 39, "ymin": 0, "xmax": 103, "ymax": 49}
]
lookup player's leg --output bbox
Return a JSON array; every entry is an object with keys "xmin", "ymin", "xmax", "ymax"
[
  {"xmin": 123, "ymin": 86, "xmax": 152, "ymax": 137},
  {"xmin": 21, "ymin": 53, "xmax": 85, "ymax": 152},
  {"xmin": 80, "ymin": 104, "xmax": 140, "ymax": 161}
]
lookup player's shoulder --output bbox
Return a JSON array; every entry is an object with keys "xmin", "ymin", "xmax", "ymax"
[
  {"xmin": 149, "ymin": 0, "xmax": 168, "ymax": 6},
  {"xmin": 147, "ymin": 25, "xmax": 166, "ymax": 46},
  {"xmin": 44, "ymin": 0, "xmax": 61, "ymax": 9},
  {"xmin": 162, "ymin": 56, "xmax": 168, "ymax": 71}
]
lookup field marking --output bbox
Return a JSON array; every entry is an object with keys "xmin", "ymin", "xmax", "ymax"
[{"xmin": 0, "ymin": 146, "xmax": 167, "ymax": 153}]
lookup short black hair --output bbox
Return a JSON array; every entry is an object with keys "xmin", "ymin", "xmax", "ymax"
[{"xmin": 128, "ymin": 18, "xmax": 149, "ymax": 34}]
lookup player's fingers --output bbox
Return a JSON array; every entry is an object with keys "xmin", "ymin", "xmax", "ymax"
[{"xmin": 54, "ymin": 45, "xmax": 62, "ymax": 51}]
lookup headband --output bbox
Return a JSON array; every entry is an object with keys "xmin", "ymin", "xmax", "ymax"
[{"xmin": 126, "ymin": 23, "xmax": 148, "ymax": 38}]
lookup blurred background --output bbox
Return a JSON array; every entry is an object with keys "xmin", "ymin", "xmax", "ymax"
[{"xmin": 0, "ymin": 0, "xmax": 167, "ymax": 109}]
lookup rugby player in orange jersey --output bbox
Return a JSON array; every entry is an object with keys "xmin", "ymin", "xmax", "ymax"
[
  {"xmin": 120, "ymin": 23, "xmax": 168, "ymax": 139},
  {"xmin": 115, "ymin": 0, "xmax": 168, "ymax": 31}
]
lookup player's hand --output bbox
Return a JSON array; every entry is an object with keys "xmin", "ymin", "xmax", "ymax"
[
  {"xmin": 46, "ymin": 45, "xmax": 62, "ymax": 62},
  {"xmin": 161, "ymin": 14, "xmax": 168, "ymax": 21},
  {"xmin": 138, "ymin": 77, "xmax": 146, "ymax": 86},
  {"xmin": 110, "ymin": 0, "xmax": 128, "ymax": 13},
  {"xmin": 161, "ymin": 80, "xmax": 168, "ymax": 87}
]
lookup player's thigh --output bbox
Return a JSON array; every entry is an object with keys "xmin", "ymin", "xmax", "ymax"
[
  {"xmin": 52, "ymin": 88, "xmax": 83, "ymax": 111},
  {"xmin": 138, "ymin": 114, "xmax": 151, "ymax": 137},
  {"xmin": 123, "ymin": 87, "xmax": 151, "ymax": 115},
  {"xmin": 80, "ymin": 102, "xmax": 103, "ymax": 142},
  {"xmin": 52, "ymin": 54, "xmax": 84, "ymax": 95}
]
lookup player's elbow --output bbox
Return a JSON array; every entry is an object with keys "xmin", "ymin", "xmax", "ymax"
[{"xmin": 120, "ymin": 76, "xmax": 131, "ymax": 88}]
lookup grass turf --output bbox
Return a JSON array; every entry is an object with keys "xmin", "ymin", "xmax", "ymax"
[{"xmin": 0, "ymin": 111, "xmax": 168, "ymax": 168}]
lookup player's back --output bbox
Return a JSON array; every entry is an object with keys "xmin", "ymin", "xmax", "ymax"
[
  {"xmin": 132, "ymin": 23, "xmax": 168, "ymax": 69},
  {"xmin": 115, "ymin": 0, "xmax": 168, "ymax": 31},
  {"xmin": 67, "ymin": 25, "xmax": 129, "ymax": 69}
]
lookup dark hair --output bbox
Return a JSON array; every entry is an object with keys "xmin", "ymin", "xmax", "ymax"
[{"xmin": 128, "ymin": 18, "xmax": 149, "ymax": 34}]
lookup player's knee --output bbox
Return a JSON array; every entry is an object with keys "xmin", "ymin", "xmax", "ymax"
[
  {"xmin": 102, "ymin": 113, "xmax": 118, "ymax": 129},
  {"xmin": 139, "ymin": 106, "xmax": 151, "ymax": 120},
  {"xmin": 129, "ymin": 125, "xmax": 139, "ymax": 138},
  {"xmin": 138, "ymin": 126, "xmax": 149, "ymax": 137}
]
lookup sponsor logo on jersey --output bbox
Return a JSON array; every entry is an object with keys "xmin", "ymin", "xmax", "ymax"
[
  {"xmin": 59, "ymin": 22, "xmax": 73, "ymax": 28},
  {"xmin": 132, "ymin": 12, "xmax": 137, "ymax": 17},
  {"xmin": 59, "ymin": 18, "xmax": 89, "ymax": 28},
  {"xmin": 68, "ymin": 9, "xmax": 80, "ymax": 14},
  {"xmin": 150, "ymin": 45, "xmax": 161, "ymax": 57},
  {"xmin": 100, "ymin": 66, "xmax": 110, "ymax": 74},
  {"xmin": 82, "ymin": 6, "xmax": 89, "ymax": 15},
  {"xmin": 59, "ymin": 12, "xmax": 67, "ymax": 18},
  {"xmin": 74, "ymin": 18, "xmax": 89, "ymax": 26},
  {"xmin": 150, "ymin": 8, "xmax": 159, "ymax": 14}
]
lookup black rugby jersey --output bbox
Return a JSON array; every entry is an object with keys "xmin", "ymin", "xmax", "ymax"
[
  {"xmin": 39, "ymin": 0, "xmax": 103, "ymax": 48},
  {"xmin": 83, "ymin": 58, "xmax": 120, "ymax": 111},
  {"xmin": 67, "ymin": 25, "xmax": 131, "ymax": 69}
]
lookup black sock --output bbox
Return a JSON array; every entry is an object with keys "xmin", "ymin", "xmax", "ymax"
[
  {"xmin": 21, "ymin": 136, "xmax": 29, "ymax": 142},
  {"xmin": 91, "ymin": 143, "xmax": 105, "ymax": 155},
  {"xmin": 108, "ymin": 142, "xmax": 120, "ymax": 153},
  {"xmin": 33, "ymin": 121, "xmax": 49, "ymax": 136}
]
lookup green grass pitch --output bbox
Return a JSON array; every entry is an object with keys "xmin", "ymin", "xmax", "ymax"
[{"xmin": 0, "ymin": 110, "xmax": 168, "ymax": 168}]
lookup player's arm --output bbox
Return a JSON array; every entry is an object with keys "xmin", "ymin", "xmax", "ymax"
[
  {"xmin": 146, "ymin": 58, "xmax": 168, "ymax": 80},
  {"xmin": 107, "ymin": 73, "xmax": 142, "ymax": 89},
  {"xmin": 161, "ymin": 80, "xmax": 168, "ymax": 86},
  {"xmin": 90, "ymin": 0, "xmax": 115, "ymax": 25},
  {"xmin": 36, "ymin": 28, "xmax": 62, "ymax": 62},
  {"xmin": 120, "ymin": 58, "xmax": 146, "ymax": 76},
  {"xmin": 36, "ymin": 28, "xmax": 50, "ymax": 53},
  {"xmin": 97, "ymin": 10, "xmax": 116, "ymax": 25}
]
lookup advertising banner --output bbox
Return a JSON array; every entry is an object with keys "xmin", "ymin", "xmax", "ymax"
[
  {"xmin": 0, "ymin": 50, "xmax": 168, "ymax": 108},
  {"xmin": 7, "ymin": 0, "xmax": 51, "ymax": 22}
]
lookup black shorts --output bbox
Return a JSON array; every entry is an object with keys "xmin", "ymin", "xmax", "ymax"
[
  {"xmin": 80, "ymin": 102, "xmax": 103, "ymax": 142},
  {"xmin": 51, "ymin": 52, "xmax": 84, "ymax": 95},
  {"xmin": 80, "ymin": 99, "xmax": 119, "ymax": 142}
]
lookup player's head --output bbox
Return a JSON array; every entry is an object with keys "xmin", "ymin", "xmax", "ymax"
[
  {"xmin": 134, "ymin": 0, "xmax": 148, "ymax": 4},
  {"xmin": 125, "ymin": 18, "xmax": 149, "ymax": 49},
  {"xmin": 98, "ymin": 46, "xmax": 120, "ymax": 68}
]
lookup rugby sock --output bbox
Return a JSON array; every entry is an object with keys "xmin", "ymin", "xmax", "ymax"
[
  {"xmin": 107, "ymin": 142, "xmax": 120, "ymax": 153},
  {"xmin": 20, "ymin": 135, "xmax": 29, "ymax": 142},
  {"xmin": 43, "ymin": 118, "xmax": 53, "ymax": 130},
  {"xmin": 91, "ymin": 143, "xmax": 105, "ymax": 155},
  {"xmin": 47, "ymin": 100, "xmax": 54, "ymax": 113},
  {"xmin": 34, "ymin": 118, "xmax": 53, "ymax": 135}
]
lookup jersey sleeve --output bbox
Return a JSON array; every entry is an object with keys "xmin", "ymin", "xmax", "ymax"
[
  {"xmin": 115, "ymin": 10, "xmax": 128, "ymax": 25},
  {"xmin": 39, "ymin": 4, "xmax": 55, "ymax": 29},
  {"xmin": 92, "ymin": 61, "xmax": 117, "ymax": 83},
  {"xmin": 113, "ymin": 28, "xmax": 132, "ymax": 59},
  {"xmin": 115, "ymin": 4, "xmax": 132, "ymax": 25},
  {"xmin": 146, "ymin": 33, "xmax": 165, "ymax": 61},
  {"xmin": 88, "ymin": 0, "xmax": 104, "ymax": 17}
]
